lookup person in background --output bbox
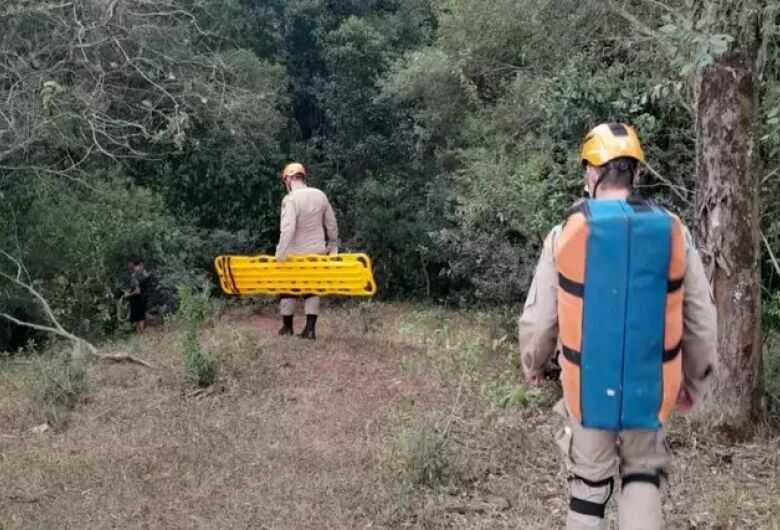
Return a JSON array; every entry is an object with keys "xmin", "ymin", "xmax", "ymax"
[
  {"xmin": 275, "ymin": 162, "xmax": 339, "ymax": 340},
  {"xmin": 126, "ymin": 257, "xmax": 149, "ymax": 334}
]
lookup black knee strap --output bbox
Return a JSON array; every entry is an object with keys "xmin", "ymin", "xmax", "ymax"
[
  {"xmin": 569, "ymin": 476, "xmax": 614, "ymax": 519},
  {"xmin": 622, "ymin": 470, "xmax": 664, "ymax": 489}
]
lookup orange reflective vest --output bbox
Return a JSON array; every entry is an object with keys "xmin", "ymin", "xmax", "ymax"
[{"xmin": 556, "ymin": 199, "xmax": 685, "ymax": 431}]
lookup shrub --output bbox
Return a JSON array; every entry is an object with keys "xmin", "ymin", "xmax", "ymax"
[
  {"xmin": 31, "ymin": 353, "xmax": 88, "ymax": 430},
  {"xmin": 178, "ymin": 286, "xmax": 218, "ymax": 387}
]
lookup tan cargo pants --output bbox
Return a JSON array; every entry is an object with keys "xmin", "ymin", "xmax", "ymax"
[
  {"xmin": 554, "ymin": 400, "xmax": 669, "ymax": 530},
  {"xmin": 279, "ymin": 296, "xmax": 320, "ymax": 316}
]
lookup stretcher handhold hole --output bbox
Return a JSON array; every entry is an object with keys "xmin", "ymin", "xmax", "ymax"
[{"xmin": 357, "ymin": 257, "xmax": 367, "ymax": 267}]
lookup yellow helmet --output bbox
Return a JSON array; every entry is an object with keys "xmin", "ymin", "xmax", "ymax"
[
  {"xmin": 281, "ymin": 162, "xmax": 307, "ymax": 181},
  {"xmin": 580, "ymin": 123, "xmax": 645, "ymax": 167}
]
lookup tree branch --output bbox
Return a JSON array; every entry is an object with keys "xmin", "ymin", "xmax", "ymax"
[
  {"xmin": 642, "ymin": 162, "xmax": 692, "ymax": 204},
  {"xmin": 0, "ymin": 249, "xmax": 96, "ymax": 355},
  {"xmin": 762, "ymin": 231, "xmax": 780, "ymax": 279},
  {"xmin": 0, "ymin": 311, "xmax": 94, "ymax": 351},
  {"xmin": 638, "ymin": 0, "xmax": 680, "ymax": 17},
  {"xmin": 761, "ymin": 166, "xmax": 779, "ymax": 186},
  {"xmin": 607, "ymin": 0, "xmax": 664, "ymax": 40}
]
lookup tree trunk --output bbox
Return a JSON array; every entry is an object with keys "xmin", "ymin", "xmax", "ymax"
[{"xmin": 694, "ymin": 49, "xmax": 763, "ymax": 431}]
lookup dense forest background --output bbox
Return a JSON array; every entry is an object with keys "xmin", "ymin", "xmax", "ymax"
[{"xmin": 2, "ymin": 1, "xmax": 780, "ymax": 419}]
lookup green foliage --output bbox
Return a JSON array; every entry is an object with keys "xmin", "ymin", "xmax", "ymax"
[
  {"xmin": 0, "ymin": 0, "xmax": 292, "ymax": 349},
  {"xmin": 177, "ymin": 286, "xmax": 218, "ymax": 388},
  {"xmin": 376, "ymin": 1, "xmax": 698, "ymax": 303},
  {"xmin": 344, "ymin": 175, "xmax": 438, "ymax": 297},
  {"xmin": 2, "ymin": 0, "xmax": 778, "ymax": 347},
  {"xmin": 656, "ymin": 11, "xmax": 737, "ymax": 76},
  {"xmin": 436, "ymin": 153, "xmax": 573, "ymax": 303},
  {"xmin": 156, "ymin": 53, "xmax": 288, "ymax": 235},
  {"xmin": 0, "ymin": 176, "xmax": 187, "ymax": 340},
  {"xmin": 380, "ymin": 46, "xmax": 476, "ymax": 153},
  {"xmin": 398, "ymin": 307, "xmax": 545, "ymax": 413}
]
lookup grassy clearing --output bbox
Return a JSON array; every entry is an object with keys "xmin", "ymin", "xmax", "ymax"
[
  {"xmin": 372, "ymin": 307, "xmax": 780, "ymax": 530},
  {"xmin": 0, "ymin": 302, "xmax": 778, "ymax": 529}
]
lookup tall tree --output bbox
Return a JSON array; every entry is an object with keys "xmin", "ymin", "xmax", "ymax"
[{"xmin": 692, "ymin": 0, "xmax": 772, "ymax": 430}]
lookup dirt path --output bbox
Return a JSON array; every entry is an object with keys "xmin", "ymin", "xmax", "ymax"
[{"xmin": 0, "ymin": 307, "xmax": 439, "ymax": 529}]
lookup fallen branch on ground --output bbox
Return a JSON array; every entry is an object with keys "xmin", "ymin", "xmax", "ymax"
[
  {"xmin": 1, "ymin": 494, "xmax": 41, "ymax": 504},
  {"xmin": 97, "ymin": 353, "xmax": 154, "ymax": 368},
  {"xmin": 186, "ymin": 385, "xmax": 223, "ymax": 400}
]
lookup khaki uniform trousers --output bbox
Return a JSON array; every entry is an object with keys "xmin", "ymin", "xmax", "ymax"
[
  {"xmin": 555, "ymin": 400, "xmax": 669, "ymax": 530},
  {"xmin": 279, "ymin": 296, "xmax": 320, "ymax": 317}
]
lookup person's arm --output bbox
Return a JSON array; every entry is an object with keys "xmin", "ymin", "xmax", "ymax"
[
  {"xmin": 679, "ymin": 228, "xmax": 718, "ymax": 411},
  {"xmin": 518, "ymin": 227, "xmax": 560, "ymax": 385},
  {"xmin": 323, "ymin": 197, "xmax": 339, "ymax": 255},
  {"xmin": 275, "ymin": 196, "xmax": 296, "ymax": 262},
  {"xmin": 126, "ymin": 276, "xmax": 140, "ymax": 297}
]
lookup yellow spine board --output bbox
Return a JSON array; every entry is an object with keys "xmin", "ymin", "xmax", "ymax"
[{"xmin": 213, "ymin": 254, "xmax": 377, "ymax": 297}]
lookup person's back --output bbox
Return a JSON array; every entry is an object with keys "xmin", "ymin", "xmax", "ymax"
[
  {"xmin": 283, "ymin": 187, "xmax": 332, "ymax": 255},
  {"xmin": 518, "ymin": 123, "xmax": 717, "ymax": 530}
]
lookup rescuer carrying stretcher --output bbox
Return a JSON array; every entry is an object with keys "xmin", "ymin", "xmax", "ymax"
[
  {"xmin": 518, "ymin": 123, "xmax": 717, "ymax": 530},
  {"xmin": 275, "ymin": 162, "xmax": 340, "ymax": 340}
]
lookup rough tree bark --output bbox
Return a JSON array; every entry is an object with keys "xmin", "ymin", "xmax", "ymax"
[{"xmin": 693, "ymin": 0, "xmax": 767, "ymax": 431}]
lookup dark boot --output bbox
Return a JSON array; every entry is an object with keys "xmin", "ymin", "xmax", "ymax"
[
  {"xmin": 298, "ymin": 315, "xmax": 317, "ymax": 340},
  {"xmin": 278, "ymin": 315, "xmax": 294, "ymax": 336}
]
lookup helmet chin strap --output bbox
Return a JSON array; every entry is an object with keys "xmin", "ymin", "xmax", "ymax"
[
  {"xmin": 591, "ymin": 173, "xmax": 607, "ymax": 199},
  {"xmin": 585, "ymin": 167, "xmax": 606, "ymax": 199}
]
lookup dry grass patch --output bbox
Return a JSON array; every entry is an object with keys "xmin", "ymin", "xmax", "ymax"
[
  {"xmin": 1, "ymin": 303, "xmax": 779, "ymax": 530},
  {"xmin": 0, "ymin": 302, "xmax": 441, "ymax": 529}
]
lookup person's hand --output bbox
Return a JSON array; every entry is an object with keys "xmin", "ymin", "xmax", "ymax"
[
  {"xmin": 676, "ymin": 385, "xmax": 694, "ymax": 415},
  {"xmin": 276, "ymin": 255, "xmax": 287, "ymax": 263},
  {"xmin": 525, "ymin": 368, "xmax": 544, "ymax": 387}
]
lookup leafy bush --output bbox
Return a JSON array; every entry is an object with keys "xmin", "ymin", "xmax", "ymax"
[
  {"xmin": 0, "ymin": 176, "xmax": 192, "ymax": 341},
  {"xmin": 0, "ymin": 173, "xmax": 260, "ymax": 351},
  {"xmin": 177, "ymin": 286, "xmax": 218, "ymax": 388}
]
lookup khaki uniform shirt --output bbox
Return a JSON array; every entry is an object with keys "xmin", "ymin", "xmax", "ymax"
[
  {"xmin": 518, "ymin": 219, "xmax": 717, "ymax": 403},
  {"xmin": 276, "ymin": 186, "xmax": 339, "ymax": 261}
]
